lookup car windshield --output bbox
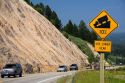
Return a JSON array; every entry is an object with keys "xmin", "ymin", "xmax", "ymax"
[{"xmin": 4, "ymin": 64, "xmax": 16, "ymax": 68}]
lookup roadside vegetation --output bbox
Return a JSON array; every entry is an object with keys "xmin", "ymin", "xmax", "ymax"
[
  {"xmin": 116, "ymin": 66, "xmax": 125, "ymax": 71},
  {"xmin": 107, "ymin": 44, "xmax": 125, "ymax": 65},
  {"xmin": 74, "ymin": 71, "xmax": 125, "ymax": 83},
  {"xmin": 57, "ymin": 76, "xmax": 71, "ymax": 83},
  {"xmin": 62, "ymin": 32, "xmax": 96, "ymax": 63},
  {"xmin": 57, "ymin": 70, "xmax": 125, "ymax": 83}
]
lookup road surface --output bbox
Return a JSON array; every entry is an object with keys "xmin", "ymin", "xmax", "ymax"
[{"xmin": 1, "ymin": 71, "xmax": 76, "ymax": 83}]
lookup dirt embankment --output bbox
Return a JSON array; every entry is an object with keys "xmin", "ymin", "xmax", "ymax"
[{"xmin": 0, "ymin": 0, "xmax": 89, "ymax": 73}]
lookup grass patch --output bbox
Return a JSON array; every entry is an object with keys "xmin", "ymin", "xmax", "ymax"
[
  {"xmin": 74, "ymin": 71, "xmax": 99, "ymax": 83},
  {"xmin": 74, "ymin": 71, "xmax": 125, "ymax": 83},
  {"xmin": 57, "ymin": 76, "xmax": 71, "ymax": 83}
]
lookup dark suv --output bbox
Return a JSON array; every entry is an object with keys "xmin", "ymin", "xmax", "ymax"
[
  {"xmin": 70, "ymin": 64, "xmax": 78, "ymax": 71},
  {"xmin": 1, "ymin": 63, "xmax": 22, "ymax": 78}
]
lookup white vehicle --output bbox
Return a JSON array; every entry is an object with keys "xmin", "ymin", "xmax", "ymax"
[{"xmin": 57, "ymin": 65, "xmax": 68, "ymax": 72}]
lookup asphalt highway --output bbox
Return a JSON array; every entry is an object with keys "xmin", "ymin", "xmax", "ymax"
[{"xmin": 1, "ymin": 71, "xmax": 76, "ymax": 83}]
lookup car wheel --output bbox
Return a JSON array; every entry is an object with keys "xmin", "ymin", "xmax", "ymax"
[
  {"xmin": 1, "ymin": 75, "xmax": 4, "ymax": 78},
  {"xmin": 19, "ymin": 73, "xmax": 22, "ymax": 77},
  {"xmin": 8, "ymin": 75, "xmax": 10, "ymax": 78},
  {"xmin": 13, "ymin": 74, "xmax": 16, "ymax": 78}
]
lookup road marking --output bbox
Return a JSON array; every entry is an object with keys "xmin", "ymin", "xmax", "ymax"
[
  {"xmin": 2, "ymin": 72, "xmax": 75, "ymax": 83},
  {"xmin": 3, "ymin": 74, "xmax": 44, "ymax": 82},
  {"xmin": 37, "ymin": 75, "xmax": 67, "ymax": 83}
]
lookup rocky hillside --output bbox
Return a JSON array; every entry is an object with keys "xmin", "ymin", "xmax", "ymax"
[{"xmin": 0, "ymin": 0, "xmax": 88, "ymax": 72}]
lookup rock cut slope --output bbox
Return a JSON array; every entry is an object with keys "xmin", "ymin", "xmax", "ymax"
[{"xmin": 0, "ymin": 0, "xmax": 88, "ymax": 72}]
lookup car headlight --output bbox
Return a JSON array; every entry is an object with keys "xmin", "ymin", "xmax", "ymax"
[{"xmin": 2, "ymin": 69, "xmax": 5, "ymax": 72}]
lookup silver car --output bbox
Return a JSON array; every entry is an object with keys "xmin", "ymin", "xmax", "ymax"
[
  {"xmin": 57, "ymin": 65, "xmax": 68, "ymax": 72},
  {"xmin": 1, "ymin": 64, "xmax": 22, "ymax": 78}
]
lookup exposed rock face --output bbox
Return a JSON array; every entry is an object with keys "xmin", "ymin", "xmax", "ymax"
[
  {"xmin": 87, "ymin": 43, "xmax": 100, "ymax": 57},
  {"xmin": 0, "ymin": 0, "xmax": 88, "ymax": 72}
]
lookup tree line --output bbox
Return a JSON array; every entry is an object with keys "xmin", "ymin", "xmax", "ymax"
[
  {"xmin": 63, "ymin": 20, "xmax": 97, "ymax": 43},
  {"xmin": 111, "ymin": 44, "xmax": 125, "ymax": 64},
  {"xmin": 24, "ymin": 0, "xmax": 62, "ymax": 30},
  {"xmin": 24, "ymin": 0, "xmax": 97, "ymax": 44}
]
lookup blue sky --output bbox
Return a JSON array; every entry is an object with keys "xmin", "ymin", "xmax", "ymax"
[{"xmin": 31, "ymin": 0, "xmax": 125, "ymax": 33}]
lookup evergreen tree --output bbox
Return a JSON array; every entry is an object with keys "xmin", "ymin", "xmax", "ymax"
[
  {"xmin": 91, "ymin": 31, "xmax": 98, "ymax": 44},
  {"xmin": 64, "ymin": 20, "xmax": 74, "ymax": 35},
  {"xmin": 54, "ymin": 18, "xmax": 62, "ymax": 30},
  {"xmin": 34, "ymin": 3, "xmax": 45, "ymax": 15},
  {"xmin": 24, "ymin": 0, "xmax": 30, "ymax": 4},
  {"xmin": 50, "ymin": 11, "xmax": 62, "ymax": 30},
  {"xmin": 30, "ymin": 2, "xmax": 34, "ymax": 7},
  {"xmin": 64, "ymin": 20, "xmax": 78, "ymax": 37},
  {"xmin": 72, "ymin": 24, "xmax": 78, "ymax": 37},
  {"xmin": 24, "ymin": 0, "xmax": 33, "ymax": 6},
  {"xmin": 78, "ymin": 20, "xmax": 92, "ymax": 42},
  {"xmin": 50, "ymin": 11, "xmax": 57, "ymax": 20},
  {"xmin": 44, "ymin": 5, "xmax": 52, "ymax": 20}
]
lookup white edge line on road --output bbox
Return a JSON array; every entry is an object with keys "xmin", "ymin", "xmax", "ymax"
[{"xmin": 37, "ymin": 75, "xmax": 67, "ymax": 83}]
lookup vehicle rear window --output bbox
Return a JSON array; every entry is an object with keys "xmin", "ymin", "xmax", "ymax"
[
  {"xmin": 59, "ymin": 66, "xmax": 65, "ymax": 68},
  {"xmin": 71, "ymin": 64, "xmax": 77, "ymax": 66},
  {"xmin": 4, "ymin": 64, "xmax": 16, "ymax": 68}
]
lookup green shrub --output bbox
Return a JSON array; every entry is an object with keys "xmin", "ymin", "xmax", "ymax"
[
  {"xmin": 62, "ymin": 31, "xmax": 95, "ymax": 63},
  {"xmin": 116, "ymin": 66, "xmax": 125, "ymax": 71}
]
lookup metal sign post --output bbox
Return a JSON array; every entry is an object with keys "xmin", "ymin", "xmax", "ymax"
[{"xmin": 100, "ymin": 53, "xmax": 104, "ymax": 83}]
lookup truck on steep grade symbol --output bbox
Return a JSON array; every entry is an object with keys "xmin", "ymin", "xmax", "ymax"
[{"xmin": 94, "ymin": 15, "xmax": 110, "ymax": 28}]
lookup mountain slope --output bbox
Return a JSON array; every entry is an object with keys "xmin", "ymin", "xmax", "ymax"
[{"xmin": 0, "ymin": 0, "xmax": 88, "ymax": 72}]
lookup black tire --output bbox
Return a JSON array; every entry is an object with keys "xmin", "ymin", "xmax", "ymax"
[
  {"xmin": 8, "ymin": 75, "xmax": 10, "ymax": 78},
  {"xmin": 13, "ymin": 74, "xmax": 16, "ymax": 78},
  {"xmin": 19, "ymin": 73, "xmax": 22, "ymax": 77},
  {"xmin": 1, "ymin": 75, "xmax": 4, "ymax": 78}
]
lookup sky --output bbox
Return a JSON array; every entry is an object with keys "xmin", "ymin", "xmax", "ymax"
[{"xmin": 31, "ymin": 0, "xmax": 125, "ymax": 33}]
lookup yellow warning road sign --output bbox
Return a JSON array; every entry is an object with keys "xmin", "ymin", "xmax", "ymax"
[
  {"xmin": 89, "ymin": 10, "xmax": 118, "ymax": 39},
  {"xmin": 95, "ymin": 40, "xmax": 112, "ymax": 52}
]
